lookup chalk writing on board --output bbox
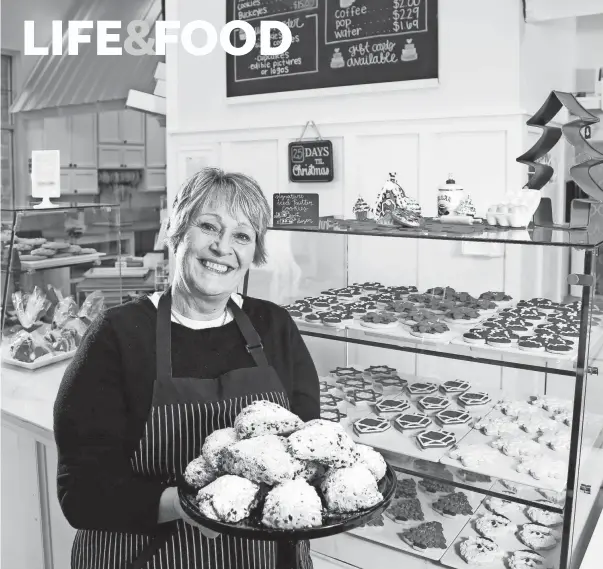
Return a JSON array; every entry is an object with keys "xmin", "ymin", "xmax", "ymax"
[
  {"xmin": 227, "ymin": 0, "xmax": 438, "ymax": 97},
  {"xmin": 273, "ymin": 193, "xmax": 320, "ymax": 226}
]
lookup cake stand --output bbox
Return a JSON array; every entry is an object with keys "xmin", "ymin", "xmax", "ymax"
[{"xmin": 179, "ymin": 465, "xmax": 397, "ymax": 569}]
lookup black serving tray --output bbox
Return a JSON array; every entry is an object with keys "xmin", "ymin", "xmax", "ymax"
[{"xmin": 178, "ymin": 464, "xmax": 396, "ymax": 541}]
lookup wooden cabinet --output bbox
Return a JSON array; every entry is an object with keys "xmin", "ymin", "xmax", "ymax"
[
  {"xmin": 146, "ymin": 114, "xmax": 166, "ymax": 168},
  {"xmin": 99, "ymin": 145, "xmax": 145, "ymax": 169},
  {"xmin": 99, "ymin": 110, "xmax": 145, "ymax": 145},
  {"xmin": 143, "ymin": 168, "xmax": 167, "ymax": 192},
  {"xmin": 60, "ymin": 169, "xmax": 98, "ymax": 195},
  {"xmin": 43, "ymin": 114, "xmax": 96, "ymax": 168}
]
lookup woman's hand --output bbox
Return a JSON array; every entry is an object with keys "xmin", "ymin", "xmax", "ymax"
[{"xmin": 158, "ymin": 487, "xmax": 220, "ymax": 539}]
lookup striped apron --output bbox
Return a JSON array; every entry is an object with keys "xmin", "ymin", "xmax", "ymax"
[{"xmin": 71, "ymin": 288, "xmax": 312, "ymax": 569}]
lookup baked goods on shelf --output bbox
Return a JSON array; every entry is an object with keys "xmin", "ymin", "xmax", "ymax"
[
  {"xmin": 401, "ymin": 521, "xmax": 447, "ymax": 551},
  {"xmin": 474, "ymin": 513, "xmax": 516, "ymax": 538},
  {"xmin": 359, "ymin": 311, "xmax": 399, "ymax": 328},
  {"xmin": 353, "ymin": 196, "xmax": 371, "ymax": 220},
  {"xmin": 386, "ymin": 497, "xmax": 425, "ymax": 524},
  {"xmin": 262, "ymin": 479, "xmax": 322, "ymax": 529},
  {"xmin": 416, "ymin": 429, "xmax": 456, "ymax": 450},
  {"xmin": 353, "ymin": 416, "xmax": 391, "ymax": 435},
  {"xmin": 516, "ymin": 523, "xmax": 560, "ymax": 550},
  {"xmin": 459, "ymin": 536, "xmax": 502, "ymax": 564},
  {"xmin": 432, "ymin": 491, "xmax": 473, "ymax": 518},
  {"xmin": 395, "ymin": 412, "xmax": 432, "ymax": 431}
]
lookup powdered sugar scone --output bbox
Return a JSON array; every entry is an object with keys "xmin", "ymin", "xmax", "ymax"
[
  {"xmin": 538, "ymin": 429, "xmax": 571, "ymax": 452},
  {"xmin": 201, "ymin": 427, "xmax": 239, "ymax": 471},
  {"xmin": 485, "ymin": 497, "xmax": 524, "ymax": 517},
  {"xmin": 183, "ymin": 455, "xmax": 218, "ymax": 489},
  {"xmin": 459, "ymin": 536, "xmax": 501, "ymax": 565},
  {"xmin": 474, "ymin": 513, "xmax": 516, "ymax": 539},
  {"xmin": 507, "ymin": 549, "xmax": 546, "ymax": 569},
  {"xmin": 517, "ymin": 523, "xmax": 560, "ymax": 550},
  {"xmin": 320, "ymin": 464, "xmax": 382, "ymax": 514},
  {"xmin": 448, "ymin": 444, "xmax": 501, "ymax": 468},
  {"xmin": 526, "ymin": 500, "xmax": 564, "ymax": 526},
  {"xmin": 355, "ymin": 444, "xmax": 387, "ymax": 481}
]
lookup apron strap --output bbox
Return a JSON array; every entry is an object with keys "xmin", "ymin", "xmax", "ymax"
[
  {"xmin": 229, "ymin": 299, "xmax": 270, "ymax": 368},
  {"xmin": 156, "ymin": 288, "xmax": 270, "ymax": 383},
  {"xmin": 128, "ymin": 523, "xmax": 176, "ymax": 569}
]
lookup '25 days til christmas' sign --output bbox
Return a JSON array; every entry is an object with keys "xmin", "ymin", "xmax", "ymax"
[{"xmin": 288, "ymin": 140, "xmax": 334, "ymax": 183}]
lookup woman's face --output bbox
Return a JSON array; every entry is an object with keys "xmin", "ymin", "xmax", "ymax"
[{"xmin": 175, "ymin": 204, "xmax": 256, "ymax": 300}]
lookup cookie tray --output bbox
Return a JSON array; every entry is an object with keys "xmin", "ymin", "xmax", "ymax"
[
  {"xmin": 439, "ymin": 415, "xmax": 575, "ymax": 494},
  {"xmin": 19, "ymin": 252, "xmax": 106, "ymax": 270},
  {"xmin": 2, "ymin": 348, "xmax": 76, "ymax": 370},
  {"xmin": 343, "ymin": 395, "xmax": 497, "ymax": 465},
  {"xmin": 348, "ymin": 471, "xmax": 487, "ymax": 561},
  {"xmin": 439, "ymin": 499, "xmax": 561, "ymax": 569}
]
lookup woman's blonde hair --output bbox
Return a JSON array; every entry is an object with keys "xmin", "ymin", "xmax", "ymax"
[{"xmin": 166, "ymin": 168, "xmax": 271, "ymax": 265}]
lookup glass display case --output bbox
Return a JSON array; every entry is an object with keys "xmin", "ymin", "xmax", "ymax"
[
  {"xmin": 1, "ymin": 202, "xmax": 122, "ymax": 370},
  {"xmin": 245, "ymin": 222, "xmax": 603, "ymax": 569}
]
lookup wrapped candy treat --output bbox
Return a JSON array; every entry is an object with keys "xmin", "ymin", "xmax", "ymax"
[
  {"xmin": 78, "ymin": 290, "xmax": 105, "ymax": 325},
  {"xmin": 12, "ymin": 287, "xmax": 52, "ymax": 332},
  {"xmin": 44, "ymin": 328, "xmax": 78, "ymax": 353},
  {"xmin": 52, "ymin": 297, "xmax": 79, "ymax": 329},
  {"xmin": 9, "ymin": 330, "xmax": 52, "ymax": 363}
]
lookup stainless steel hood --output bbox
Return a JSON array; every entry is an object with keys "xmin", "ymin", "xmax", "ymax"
[{"xmin": 10, "ymin": 0, "xmax": 162, "ymax": 118}]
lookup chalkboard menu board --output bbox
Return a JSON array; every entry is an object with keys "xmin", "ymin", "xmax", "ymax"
[
  {"xmin": 226, "ymin": 0, "xmax": 438, "ymax": 98},
  {"xmin": 273, "ymin": 193, "xmax": 320, "ymax": 227}
]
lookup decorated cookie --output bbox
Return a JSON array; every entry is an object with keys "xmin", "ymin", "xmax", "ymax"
[
  {"xmin": 432, "ymin": 491, "xmax": 473, "ymax": 518},
  {"xmin": 320, "ymin": 408, "xmax": 346, "ymax": 423},
  {"xmin": 374, "ymin": 375, "xmax": 408, "ymax": 391},
  {"xmin": 526, "ymin": 501, "xmax": 564, "ymax": 526},
  {"xmin": 365, "ymin": 365, "xmax": 397, "ymax": 377},
  {"xmin": 360, "ymin": 311, "xmax": 399, "ymax": 328},
  {"xmin": 516, "ymin": 457, "xmax": 567, "ymax": 482},
  {"xmin": 480, "ymin": 291, "xmax": 512, "ymax": 302},
  {"xmin": 499, "ymin": 438, "xmax": 543, "ymax": 458},
  {"xmin": 418, "ymin": 478, "xmax": 454, "ymax": 494},
  {"xmin": 406, "ymin": 382, "xmax": 438, "ymax": 395},
  {"xmin": 349, "ymin": 388, "xmax": 380, "ymax": 405},
  {"xmin": 517, "ymin": 524, "xmax": 560, "ymax": 550},
  {"xmin": 386, "ymin": 497, "xmax": 425, "ymax": 523},
  {"xmin": 459, "ymin": 536, "xmax": 501, "ymax": 565},
  {"xmin": 476, "ymin": 415, "xmax": 522, "ymax": 437},
  {"xmin": 449, "ymin": 444, "xmax": 501, "ymax": 468},
  {"xmin": 416, "ymin": 429, "xmax": 456, "ymax": 449},
  {"xmin": 444, "ymin": 307, "xmax": 481, "ymax": 323},
  {"xmin": 418, "ymin": 395, "xmax": 451, "ymax": 412},
  {"xmin": 331, "ymin": 366, "xmax": 363, "ymax": 378},
  {"xmin": 375, "ymin": 398, "xmax": 411, "ymax": 415},
  {"xmin": 538, "ymin": 429, "xmax": 571, "ymax": 452},
  {"xmin": 394, "ymin": 477, "xmax": 418, "ymax": 499},
  {"xmin": 518, "ymin": 337, "xmax": 546, "ymax": 353},
  {"xmin": 410, "ymin": 321, "xmax": 450, "ymax": 338},
  {"xmin": 401, "ymin": 521, "xmax": 447, "ymax": 551},
  {"xmin": 507, "ymin": 550, "xmax": 546, "ymax": 569},
  {"xmin": 463, "ymin": 328, "xmax": 490, "ymax": 344},
  {"xmin": 394, "ymin": 412, "xmax": 432, "ymax": 431},
  {"xmin": 474, "ymin": 513, "xmax": 515, "ymax": 538},
  {"xmin": 485, "ymin": 497, "xmax": 523, "ymax": 518},
  {"xmin": 353, "ymin": 416, "xmax": 391, "ymax": 435},
  {"xmin": 439, "ymin": 380, "xmax": 471, "ymax": 394},
  {"xmin": 458, "ymin": 391, "xmax": 491, "ymax": 407},
  {"xmin": 435, "ymin": 409, "xmax": 471, "ymax": 426}
]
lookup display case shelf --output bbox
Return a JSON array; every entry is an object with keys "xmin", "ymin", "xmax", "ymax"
[{"xmin": 247, "ymin": 224, "xmax": 603, "ymax": 569}]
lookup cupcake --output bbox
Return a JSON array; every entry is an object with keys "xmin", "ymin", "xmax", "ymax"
[{"xmin": 353, "ymin": 196, "xmax": 371, "ymax": 220}]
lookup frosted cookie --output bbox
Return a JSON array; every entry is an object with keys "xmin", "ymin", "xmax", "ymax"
[
  {"xmin": 490, "ymin": 431, "xmax": 534, "ymax": 451},
  {"xmin": 476, "ymin": 415, "xmax": 522, "ymax": 437},
  {"xmin": 305, "ymin": 313, "xmax": 322, "ymax": 323},
  {"xmin": 432, "ymin": 491, "xmax": 473, "ymax": 518},
  {"xmin": 485, "ymin": 497, "xmax": 523, "ymax": 517},
  {"xmin": 500, "ymin": 438, "xmax": 543, "ymax": 458},
  {"xmin": 359, "ymin": 311, "xmax": 399, "ymax": 328},
  {"xmin": 374, "ymin": 375, "xmax": 408, "ymax": 391},
  {"xmin": 416, "ymin": 429, "xmax": 456, "ymax": 450},
  {"xmin": 331, "ymin": 366, "xmax": 363, "ymax": 379},
  {"xmin": 459, "ymin": 536, "xmax": 501, "ymax": 565},
  {"xmin": 356, "ymin": 444, "xmax": 387, "ymax": 481},
  {"xmin": 364, "ymin": 364, "xmax": 397, "ymax": 377},
  {"xmin": 531, "ymin": 396, "xmax": 572, "ymax": 415},
  {"xmin": 463, "ymin": 328, "xmax": 493, "ymax": 345},
  {"xmin": 394, "ymin": 477, "xmax": 418, "ymax": 499},
  {"xmin": 439, "ymin": 380, "xmax": 471, "ymax": 394},
  {"xmin": 538, "ymin": 429, "xmax": 571, "ymax": 452},
  {"xmin": 435, "ymin": 409, "xmax": 471, "ymax": 426},
  {"xmin": 553, "ymin": 410, "xmax": 572, "ymax": 426},
  {"xmin": 507, "ymin": 550, "xmax": 546, "ymax": 569},
  {"xmin": 444, "ymin": 307, "xmax": 481, "ymax": 324},
  {"xmin": 518, "ymin": 337, "xmax": 546, "ymax": 352},
  {"xmin": 320, "ymin": 408, "xmax": 345, "ymax": 423},
  {"xmin": 375, "ymin": 398, "xmax": 411, "ymax": 416},
  {"xmin": 487, "ymin": 333, "xmax": 515, "ymax": 348},
  {"xmin": 348, "ymin": 388, "xmax": 380, "ymax": 406},
  {"xmin": 406, "ymin": 382, "xmax": 438, "ymax": 396},
  {"xmin": 526, "ymin": 501, "xmax": 564, "ymax": 526},
  {"xmin": 545, "ymin": 340, "xmax": 573, "ymax": 355},
  {"xmin": 401, "ymin": 521, "xmax": 447, "ymax": 552},
  {"xmin": 518, "ymin": 415, "xmax": 558, "ymax": 435},
  {"xmin": 517, "ymin": 524, "xmax": 560, "ymax": 550},
  {"xmin": 322, "ymin": 314, "xmax": 344, "ymax": 327},
  {"xmin": 497, "ymin": 399, "xmax": 542, "ymax": 418},
  {"xmin": 353, "ymin": 416, "xmax": 391, "ymax": 435},
  {"xmin": 410, "ymin": 322, "xmax": 450, "ymax": 338},
  {"xmin": 386, "ymin": 497, "xmax": 424, "ymax": 524},
  {"xmin": 417, "ymin": 395, "xmax": 451, "ymax": 412},
  {"xmin": 458, "ymin": 391, "xmax": 491, "ymax": 407},
  {"xmin": 474, "ymin": 513, "xmax": 515, "ymax": 539},
  {"xmin": 394, "ymin": 412, "xmax": 432, "ymax": 431},
  {"xmin": 449, "ymin": 444, "xmax": 500, "ymax": 468},
  {"xmin": 517, "ymin": 457, "xmax": 567, "ymax": 482}
]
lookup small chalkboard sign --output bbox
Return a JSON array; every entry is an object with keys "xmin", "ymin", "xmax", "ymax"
[
  {"xmin": 273, "ymin": 193, "xmax": 319, "ymax": 227},
  {"xmin": 288, "ymin": 140, "xmax": 334, "ymax": 183}
]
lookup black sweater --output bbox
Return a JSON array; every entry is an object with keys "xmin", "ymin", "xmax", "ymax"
[{"xmin": 53, "ymin": 295, "xmax": 320, "ymax": 534}]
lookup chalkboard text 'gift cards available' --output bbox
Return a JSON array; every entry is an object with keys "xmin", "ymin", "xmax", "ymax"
[
  {"xmin": 226, "ymin": 0, "xmax": 439, "ymax": 98},
  {"xmin": 289, "ymin": 140, "xmax": 334, "ymax": 182},
  {"xmin": 273, "ymin": 194, "xmax": 320, "ymax": 227}
]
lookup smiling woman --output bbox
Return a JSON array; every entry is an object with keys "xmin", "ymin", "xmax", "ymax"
[{"xmin": 53, "ymin": 168, "xmax": 319, "ymax": 569}]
